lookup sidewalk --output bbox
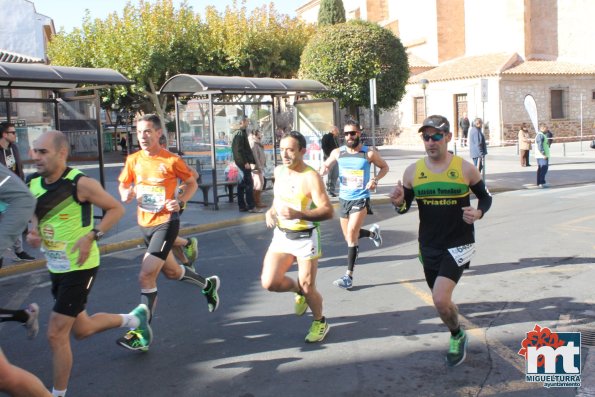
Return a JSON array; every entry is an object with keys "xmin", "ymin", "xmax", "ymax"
[{"xmin": 3, "ymin": 141, "xmax": 595, "ymax": 276}]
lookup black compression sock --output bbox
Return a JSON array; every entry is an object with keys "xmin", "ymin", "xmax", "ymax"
[
  {"xmin": 358, "ymin": 229, "xmax": 371, "ymax": 239},
  {"xmin": 451, "ymin": 327, "xmax": 462, "ymax": 337}
]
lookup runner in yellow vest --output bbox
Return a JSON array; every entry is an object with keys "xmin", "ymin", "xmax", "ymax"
[{"xmin": 27, "ymin": 131, "xmax": 151, "ymax": 397}]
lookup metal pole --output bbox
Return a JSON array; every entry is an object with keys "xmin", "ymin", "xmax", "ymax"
[
  {"xmin": 272, "ymin": 95, "xmax": 278, "ymax": 167},
  {"xmin": 580, "ymin": 93, "xmax": 583, "ymax": 152},
  {"xmin": 174, "ymin": 95, "xmax": 181, "ymax": 154},
  {"xmin": 208, "ymin": 94, "xmax": 219, "ymax": 210}
]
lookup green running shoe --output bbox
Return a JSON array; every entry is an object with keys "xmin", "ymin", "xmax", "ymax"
[
  {"xmin": 202, "ymin": 276, "xmax": 220, "ymax": 312},
  {"xmin": 130, "ymin": 304, "xmax": 152, "ymax": 345},
  {"xmin": 183, "ymin": 237, "xmax": 199, "ymax": 268},
  {"xmin": 294, "ymin": 293, "xmax": 307, "ymax": 316},
  {"xmin": 116, "ymin": 330, "xmax": 150, "ymax": 352},
  {"xmin": 305, "ymin": 318, "xmax": 330, "ymax": 343},
  {"xmin": 446, "ymin": 330, "xmax": 468, "ymax": 367}
]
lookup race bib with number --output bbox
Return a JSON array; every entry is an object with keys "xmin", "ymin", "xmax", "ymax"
[
  {"xmin": 42, "ymin": 240, "xmax": 70, "ymax": 272},
  {"xmin": 448, "ymin": 243, "xmax": 476, "ymax": 267},
  {"xmin": 341, "ymin": 169, "xmax": 364, "ymax": 190},
  {"xmin": 137, "ymin": 185, "xmax": 166, "ymax": 213}
]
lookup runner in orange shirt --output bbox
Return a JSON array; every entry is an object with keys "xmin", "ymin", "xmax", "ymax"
[{"xmin": 117, "ymin": 114, "xmax": 220, "ymax": 351}]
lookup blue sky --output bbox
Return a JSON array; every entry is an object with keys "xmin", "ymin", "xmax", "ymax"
[{"xmin": 31, "ymin": 0, "xmax": 299, "ymax": 33}]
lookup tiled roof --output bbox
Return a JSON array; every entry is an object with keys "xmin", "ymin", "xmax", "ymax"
[
  {"xmin": 503, "ymin": 60, "xmax": 595, "ymax": 75},
  {"xmin": 408, "ymin": 53, "xmax": 521, "ymax": 83},
  {"xmin": 0, "ymin": 49, "xmax": 43, "ymax": 64},
  {"xmin": 407, "ymin": 53, "xmax": 434, "ymax": 69}
]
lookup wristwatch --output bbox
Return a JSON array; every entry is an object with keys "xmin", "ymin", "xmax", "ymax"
[{"xmin": 91, "ymin": 228, "xmax": 104, "ymax": 241}]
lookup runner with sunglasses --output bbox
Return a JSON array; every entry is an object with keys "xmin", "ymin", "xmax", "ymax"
[
  {"xmin": 389, "ymin": 115, "xmax": 492, "ymax": 367},
  {"xmin": 320, "ymin": 120, "xmax": 389, "ymax": 290}
]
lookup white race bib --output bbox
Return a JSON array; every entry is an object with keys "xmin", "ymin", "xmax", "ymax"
[
  {"xmin": 341, "ymin": 169, "xmax": 364, "ymax": 189},
  {"xmin": 448, "ymin": 243, "xmax": 476, "ymax": 267},
  {"xmin": 137, "ymin": 185, "xmax": 166, "ymax": 213},
  {"xmin": 42, "ymin": 240, "xmax": 70, "ymax": 272}
]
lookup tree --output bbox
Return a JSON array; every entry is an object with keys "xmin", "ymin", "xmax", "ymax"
[
  {"xmin": 317, "ymin": 0, "xmax": 346, "ymax": 26},
  {"xmin": 47, "ymin": 0, "xmax": 314, "ymax": 121},
  {"xmin": 203, "ymin": 1, "xmax": 314, "ymax": 78},
  {"xmin": 48, "ymin": 0, "xmax": 206, "ymax": 122},
  {"xmin": 299, "ymin": 20, "xmax": 409, "ymax": 114}
]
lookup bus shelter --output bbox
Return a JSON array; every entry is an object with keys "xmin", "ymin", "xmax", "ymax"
[
  {"xmin": 0, "ymin": 62, "xmax": 131, "ymax": 188},
  {"xmin": 159, "ymin": 74, "xmax": 330, "ymax": 209}
]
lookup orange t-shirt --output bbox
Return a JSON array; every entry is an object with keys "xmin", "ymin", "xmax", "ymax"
[{"xmin": 119, "ymin": 148, "xmax": 193, "ymax": 227}]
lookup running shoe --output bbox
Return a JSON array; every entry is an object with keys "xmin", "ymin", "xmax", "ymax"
[
  {"xmin": 202, "ymin": 276, "xmax": 220, "ymax": 313},
  {"xmin": 15, "ymin": 251, "xmax": 35, "ymax": 261},
  {"xmin": 446, "ymin": 330, "xmax": 468, "ymax": 367},
  {"xmin": 369, "ymin": 224, "xmax": 382, "ymax": 247},
  {"xmin": 333, "ymin": 275, "xmax": 353, "ymax": 290},
  {"xmin": 130, "ymin": 304, "xmax": 152, "ymax": 346},
  {"xmin": 116, "ymin": 330, "xmax": 150, "ymax": 352},
  {"xmin": 183, "ymin": 238, "xmax": 199, "ymax": 267},
  {"xmin": 294, "ymin": 293, "xmax": 308, "ymax": 316},
  {"xmin": 24, "ymin": 303, "xmax": 39, "ymax": 339},
  {"xmin": 305, "ymin": 318, "xmax": 330, "ymax": 343}
]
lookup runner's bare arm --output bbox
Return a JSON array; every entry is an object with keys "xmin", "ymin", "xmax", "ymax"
[
  {"xmin": 365, "ymin": 150, "xmax": 389, "ymax": 190},
  {"xmin": 177, "ymin": 175, "xmax": 198, "ymax": 204},
  {"xmin": 301, "ymin": 171, "xmax": 334, "ymax": 222},
  {"xmin": 118, "ymin": 181, "xmax": 135, "ymax": 203},
  {"xmin": 319, "ymin": 148, "xmax": 339, "ymax": 176},
  {"xmin": 73, "ymin": 176, "xmax": 125, "ymax": 265},
  {"xmin": 390, "ymin": 163, "xmax": 415, "ymax": 214},
  {"xmin": 265, "ymin": 166, "xmax": 282, "ymax": 228}
]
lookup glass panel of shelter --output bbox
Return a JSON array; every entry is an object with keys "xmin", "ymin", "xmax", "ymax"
[{"xmin": 177, "ymin": 98, "xmax": 276, "ymax": 199}]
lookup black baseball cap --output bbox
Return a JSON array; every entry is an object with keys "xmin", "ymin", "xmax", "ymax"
[{"xmin": 418, "ymin": 115, "xmax": 450, "ymax": 133}]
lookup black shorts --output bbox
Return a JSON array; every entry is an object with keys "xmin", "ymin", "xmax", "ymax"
[
  {"xmin": 339, "ymin": 197, "xmax": 372, "ymax": 218},
  {"xmin": 50, "ymin": 267, "xmax": 98, "ymax": 317},
  {"xmin": 418, "ymin": 245, "xmax": 467, "ymax": 289},
  {"xmin": 140, "ymin": 220, "xmax": 180, "ymax": 260}
]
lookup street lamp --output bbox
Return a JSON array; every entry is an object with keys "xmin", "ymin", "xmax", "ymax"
[{"xmin": 419, "ymin": 78, "xmax": 429, "ymax": 117}]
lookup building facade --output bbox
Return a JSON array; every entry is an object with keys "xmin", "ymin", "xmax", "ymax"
[{"xmin": 297, "ymin": 0, "xmax": 595, "ymax": 145}]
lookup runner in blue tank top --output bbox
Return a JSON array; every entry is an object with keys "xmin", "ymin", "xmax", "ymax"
[{"xmin": 320, "ymin": 120, "xmax": 389, "ymax": 289}]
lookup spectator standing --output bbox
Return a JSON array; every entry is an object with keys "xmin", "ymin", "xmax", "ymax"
[
  {"xmin": 0, "ymin": 122, "xmax": 35, "ymax": 267},
  {"xmin": 468, "ymin": 118, "xmax": 487, "ymax": 172},
  {"xmin": 535, "ymin": 124, "xmax": 551, "ymax": 188},
  {"xmin": 518, "ymin": 123, "xmax": 532, "ymax": 167},
  {"xmin": 231, "ymin": 116, "xmax": 260, "ymax": 213},
  {"xmin": 249, "ymin": 130, "xmax": 267, "ymax": 208},
  {"xmin": 119, "ymin": 136, "xmax": 127, "ymax": 154},
  {"xmin": 458, "ymin": 113, "xmax": 470, "ymax": 147},
  {"xmin": 544, "ymin": 126, "xmax": 554, "ymax": 147},
  {"xmin": 321, "ymin": 126, "xmax": 340, "ymax": 197}
]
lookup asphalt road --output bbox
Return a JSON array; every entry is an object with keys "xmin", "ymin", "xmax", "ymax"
[{"xmin": 2, "ymin": 184, "xmax": 595, "ymax": 397}]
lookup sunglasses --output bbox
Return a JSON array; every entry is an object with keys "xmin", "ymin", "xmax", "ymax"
[
  {"xmin": 344, "ymin": 130, "xmax": 358, "ymax": 136},
  {"xmin": 422, "ymin": 133, "xmax": 445, "ymax": 142}
]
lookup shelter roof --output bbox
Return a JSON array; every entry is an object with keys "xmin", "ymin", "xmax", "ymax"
[
  {"xmin": 0, "ymin": 62, "xmax": 132, "ymax": 89},
  {"xmin": 0, "ymin": 49, "xmax": 43, "ymax": 64},
  {"xmin": 159, "ymin": 74, "xmax": 328, "ymax": 96}
]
